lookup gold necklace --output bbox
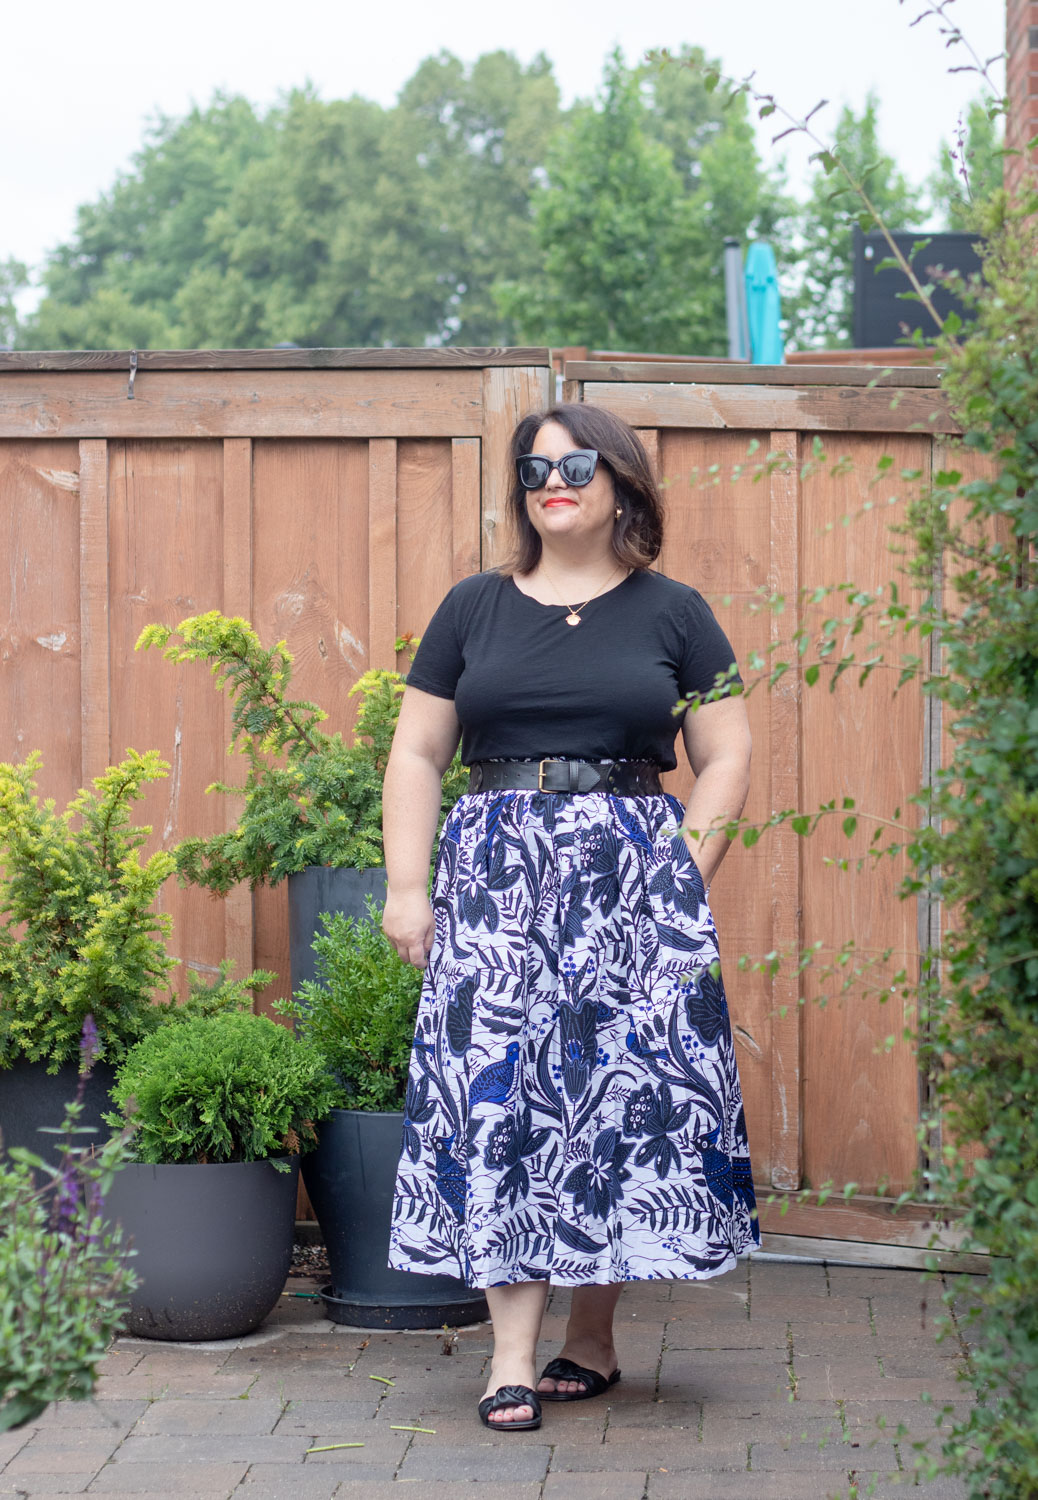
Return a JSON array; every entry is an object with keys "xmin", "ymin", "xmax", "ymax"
[{"xmin": 539, "ymin": 563, "xmax": 622, "ymax": 626}]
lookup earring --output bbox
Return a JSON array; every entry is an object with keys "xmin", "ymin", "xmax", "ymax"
[{"xmin": 614, "ymin": 507, "xmax": 622, "ymax": 520}]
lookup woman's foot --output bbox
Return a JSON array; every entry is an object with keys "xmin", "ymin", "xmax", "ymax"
[
  {"xmin": 537, "ymin": 1336, "xmax": 619, "ymax": 1396},
  {"xmin": 481, "ymin": 1356, "xmax": 540, "ymax": 1425}
]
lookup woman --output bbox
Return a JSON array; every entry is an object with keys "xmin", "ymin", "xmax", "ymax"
[{"xmin": 382, "ymin": 403, "xmax": 758, "ymax": 1432}]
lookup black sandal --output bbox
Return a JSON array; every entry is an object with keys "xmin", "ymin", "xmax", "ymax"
[
  {"xmin": 477, "ymin": 1383, "xmax": 542, "ymax": 1431},
  {"xmin": 538, "ymin": 1357, "xmax": 621, "ymax": 1403}
]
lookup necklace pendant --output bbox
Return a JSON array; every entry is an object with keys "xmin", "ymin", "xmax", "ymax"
[{"xmin": 565, "ymin": 612, "xmax": 582, "ymax": 627}]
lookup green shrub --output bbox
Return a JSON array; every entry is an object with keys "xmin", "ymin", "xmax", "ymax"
[
  {"xmin": 0, "ymin": 1027, "xmax": 137, "ymax": 1430},
  {"xmin": 276, "ymin": 903, "xmax": 422, "ymax": 1112},
  {"xmin": 0, "ymin": 751, "xmax": 177, "ymax": 1070},
  {"xmin": 109, "ymin": 1010, "xmax": 343, "ymax": 1164},
  {"xmin": 136, "ymin": 613, "xmax": 468, "ymax": 890}
]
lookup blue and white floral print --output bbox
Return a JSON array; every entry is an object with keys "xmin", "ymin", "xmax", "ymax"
[{"xmin": 389, "ymin": 791, "xmax": 759, "ymax": 1288}]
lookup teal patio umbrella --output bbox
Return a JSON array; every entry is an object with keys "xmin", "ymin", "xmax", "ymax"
[{"xmin": 745, "ymin": 241, "xmax": 785, "ymax": 364}]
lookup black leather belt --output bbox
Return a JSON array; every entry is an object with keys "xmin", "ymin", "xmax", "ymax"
[{"xmin": 468, "ymin": 758, "xmax": 662, "ymax": 796}]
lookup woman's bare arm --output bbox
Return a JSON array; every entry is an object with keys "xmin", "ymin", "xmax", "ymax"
[
  {"xmin": 678, "ymin": 694, "xmax": 752, "ymax": 888},
  {"xmin": 381, "ymin": 687, "xmax": 462, "ymax": 968}
]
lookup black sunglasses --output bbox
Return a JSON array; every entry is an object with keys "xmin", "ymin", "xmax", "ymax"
[{"xmin": 516, "ymin": 449, "xmax": 599, "ymax": 490}]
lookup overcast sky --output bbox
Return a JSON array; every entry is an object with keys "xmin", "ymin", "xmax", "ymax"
[{"xmin": 4, "ymin": 0, "xmax": 1004, "ymax": 302}]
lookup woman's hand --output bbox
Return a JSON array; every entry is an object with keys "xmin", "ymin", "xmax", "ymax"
[
  {"xmin": 381, "ymin": 686, "xmax": 462, "ymax": 970},
  {"xmin": 383, "ymin": 888, "xmax": 436, "ymax": 969}
]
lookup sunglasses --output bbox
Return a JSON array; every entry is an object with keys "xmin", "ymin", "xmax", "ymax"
[{"xmin": 516, "ymin": 449, "xmax": 599, "ymax": 490}]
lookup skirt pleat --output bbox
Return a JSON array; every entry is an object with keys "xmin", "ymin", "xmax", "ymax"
[{"xmin": 389, "ymin": 789, "xmax": 759, "ymax": 1288}]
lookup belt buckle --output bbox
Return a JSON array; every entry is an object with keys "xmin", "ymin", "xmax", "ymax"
[{"xmin": 537, "ymin": 758, "xmax": 552, "ymax": 792}]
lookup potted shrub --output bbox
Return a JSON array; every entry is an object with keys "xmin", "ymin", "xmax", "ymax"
[
  {"xmin": 0, "ymin": 1020, "xmax": 137, "ymax": 1431},
  {"xmin": 103, "ymin": 1008, "xmax": 343, "ymax": 1341},
  {"xmin": 0, "ymin": 751, "xmax": 177, "ymax": 1166},
  {"xmin": 278, "ymin": 903, "xmax": 488, "ymax": 1330},
  {"xmin": 136, "ymin": 612, "xmax": 467, "ymax": 992}
]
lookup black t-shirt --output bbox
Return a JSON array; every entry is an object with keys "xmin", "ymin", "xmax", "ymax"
[{"xmin": 406, "ymin": 569, "xmax": 740, "ymax": 772}]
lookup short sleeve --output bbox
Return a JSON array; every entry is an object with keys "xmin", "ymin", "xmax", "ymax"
[
  {"xmin": 677, "ymin": 590, "xmax": 742, "ymax": 701},
  {"xmin": 405, "ymin": 589, "xmax": 464, "ymax": 700}
]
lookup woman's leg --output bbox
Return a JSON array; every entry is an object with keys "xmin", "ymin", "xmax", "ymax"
[
  {"xmin": 538, "ymin": 1283, "xmax": 624, "ymax": 1395},
  {"xmin": 481, "ymin": 1281, "xmax": 551, "ymax": 1423}
]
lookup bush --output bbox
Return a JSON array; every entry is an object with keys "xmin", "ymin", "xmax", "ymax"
[
  {"xmin": 0, "ymin": 751, "xmax": 177, "ymax": 1071},
  {"xmin": 276, "ymin": 903, "xmax": 422, "ymax": 1112},
  {"xmin": 109, "ymin": 1010, "xmax": 343, "ymax": 1164},
  {"xmin": 0, "ymin": 1025, "xmax": 136, "ymax": 1430},
  {"xmin": 136, "ymin": 613, "xmax": 468, "ymax": 890}
]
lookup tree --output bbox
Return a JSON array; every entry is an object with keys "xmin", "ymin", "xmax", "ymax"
[
  {"xmin": 928, "ymin": 97, "xmax": 1004, "ymax": 230},
  {"xmin": 16, "ymin": 56, "xmax": 562, "ymax": 351},
  {"xmin": 0, "ymin": 260, "xmax": 27, "ymax": 349},
  {"xmin": 785, "ymin": 93, "xmax": 924, "ymax": 349},
  {"xmin": 499, "ymin": 49, "xmax": 785, "ymax": 355}
]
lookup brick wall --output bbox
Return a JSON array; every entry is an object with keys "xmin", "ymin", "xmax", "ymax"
[{"xmin": 1005, "ymin": 0, "xmax": 1038, "ymax": 197}]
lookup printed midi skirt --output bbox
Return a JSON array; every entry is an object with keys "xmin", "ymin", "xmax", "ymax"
[{"xmin": 389, "ymin": 789, "xmax": 759, "ymax": 1288}]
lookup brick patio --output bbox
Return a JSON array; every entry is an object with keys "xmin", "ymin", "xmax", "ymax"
[{"xmin": 0, "ymin": 1259, "xmax": 980, "ymax": 1499}]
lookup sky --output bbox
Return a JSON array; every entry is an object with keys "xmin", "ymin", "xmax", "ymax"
[{"xmin": 3, "ymin": 0, "xmax": 1005, "ymax": 308}]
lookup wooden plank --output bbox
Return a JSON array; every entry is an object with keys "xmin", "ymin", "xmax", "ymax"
[
  {"xmin": 249, "ymin": 438, "xmax": 371, "ymax": 1016},
  {"xmin": 654, "ymin": 428, "xmax": 775, "ymax": 1183},
  {"xmin": 634, "ymin": 429, "xmax": 661, "ymax": 572},
  {"xmin": 107, "ymin": 440, "xmax": 229, "ymax": 1003},
  {"xmin": 0, "ymin": 348, "xmax": 553, "ymax": 373},
  {"xmin": 0, "ymin": 369, "xmax": 484, "ymax": 440},
  {"xmin": 396, "ymin": 440, "xmax": 454, "ymax": 641},
  {"xmin": 0, "ymin": 441, "xmax": 83, "ymax": 806},
  {"xmin": 798, "ymin": 433, "xmax": 930, "ymax": 1196},
  {"xmin": 78, "ymin": 439, "xmax": 110, "ymax": 784},
  {"xmin": 368, "ymin": 439, "xmax": 398, "ymax": 669},
  {"xmin": 221, "ymin": 439, "xmax": 255, "ymax": 987},
  {"xmin": 752, "ymin": 1235, "xmax": 987, "ymax": 1275},
  {"xmin": 756, "ymin": 1187, "xmax": 966, "ymax": 1252},
  {"xmin": 450, "ymin": 438, "xmax": 481, "ymax": 582},
  {"xmin": 768, "ymin": 432, "xmax": 802, "ymax": 1192},
  {"xmin": 480, "ymin": 365, "xmax": 552, "ymax": 570},
  {"xmin": 567, "ymin": 361, "xmax": 943, "ymax": 388},
  {"xmin": 580, "ymin": 381, "xmax": 958, "ymax": 434}
]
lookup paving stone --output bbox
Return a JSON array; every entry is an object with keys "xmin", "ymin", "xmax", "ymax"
[
  {"xmin": 789, "ymin": 1322, "xmax": 877, "ymax": 1355},
  {"xmin": 604, "ymin": 1399, "xmax": 701, "ymax": 1430},
  {"xmin": 91, "ymin": 1354, "xmax": 143, "ymax": 1380},
  {"xmin": 132, "ymin": 1400, "xmax": 285, "ymax": 1437},
  {"xmin": 112, "ymin": 1435, "xmax": 307, "ymax": 1465},
  {"xmin": 648, "ymin": 1472, "xmax": 859, "ymax": 1500},
  {"xmin": 750, "ymin": 1297, "xmax": 863, "ymax": 1325},
  {"xmin": 0, "ymin": 1428, "xmax": 33, "ymax": 1466},
  {"xmin": 31, "ymin": 1404, "xmax": 148, "ymax": 1436},
  {"xmin": 239, "ymin": 1373, "xmax": 361, "ymax": 1403},
  {"xmin": 0, "ymin": 1476, "xmax": 95, "ymax": 1495},
  {"xmin": 84, "ymin": 1460, "xmax": 248, "ymax": 1493},
  {"xmin": 396, "ymin": 1442, "xmax": 552, "ymax": 1483},
  {"xmin": 301, "ymin": 1428, "xmax": 410, "ymax": 1465},
  {"xmin": 793, "ymin": 1358, "xmax": 964, "ymax": 1403},
  {"xmin": 664, "ymin": 1319, "xmax": 788, "ymax": 1350},
  {"xmin": 750, "ymin": 1438, "xmax": 900, "ymax": 1471},
  {"xmin": 543, "ymin": 1471, "xmax": 648, "ymax": 1499},
  {"xmin": 750, "ymin": 1263, "xmax": 831, "ymax": 1299},
  {"xmin": 554, "ymin": 1435, "xmax": 715, "ymax": 1474},
  {"xmin": 864, "ymin": 1477, "xmax": 970, "ymax": 1499},
  {"xmin": 2, "ymin": 1436, "xmax": 119, "ymax": 1474},
  {"xmin": 272, "ymin": 1400, "xmax": 382, "ymax": 1433},
  {"xmin": 330, "ymin": 1485, "xmax": 542, "ymax": 1500},
  {"xmin": 231, "ymin": 1469, "xmax": 342, "ymax": 1499}
]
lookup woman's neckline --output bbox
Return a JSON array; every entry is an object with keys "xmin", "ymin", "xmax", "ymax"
[{"xmin": 508, "ymin": 568, "xmax": 637, "ymax": 610}]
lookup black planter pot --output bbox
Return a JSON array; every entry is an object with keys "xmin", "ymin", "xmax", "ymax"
[
  {"xmin": 287, "ymin": 865, "xmax": 388, "ymax": 994},
  {"xmin": 302, "ymin": 1109, "xmax": 488, "ymax": 1329},
  {"xmin": 0, "ymin": 1059, "xmax": 116, "ymax": 1169},
  {"xmin": 103, "ymin": 1157, "xmax": 299, "ymax": 1341}
]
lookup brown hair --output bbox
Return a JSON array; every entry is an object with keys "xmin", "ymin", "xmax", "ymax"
[{"xmin": 500, "ymin": 403, "xmax": 664, "ymax": 575}]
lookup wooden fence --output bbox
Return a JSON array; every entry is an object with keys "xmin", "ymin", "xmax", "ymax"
[{"xmin": 0, "ymin": 349, "xmax": 975, "ymax": 1265}]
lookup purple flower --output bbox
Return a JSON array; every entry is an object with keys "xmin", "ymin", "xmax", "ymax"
[{"xmin": 79, "ymin": 1014, "xmax": 100, "ymax": 1075}]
